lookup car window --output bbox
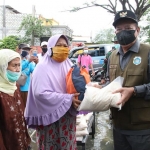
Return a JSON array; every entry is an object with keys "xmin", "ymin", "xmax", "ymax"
[
  {"xmin": 72, "ymin": 53, "xmax": 79, "ymax": 58},
  {"xmin": 88, "ymin": 50, "xmax": 96, "ymax": 57},
  {"xmin": 70, "ymin": 45, "xmax": 113, "ymax": 58},
  {"xmin": 99, "ymin": 47, "xmax": 105, "ymax": 56},
  {"xmin": 88, "ymin": 50, "xmax": 99, "ymax": 57},
  {"xmin": 72, "ymin": 50, "xmax": 83, "ymax": 58}
]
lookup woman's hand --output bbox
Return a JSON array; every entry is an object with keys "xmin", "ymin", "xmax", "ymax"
[{"xmin": 72, "ymin": 93, "xmax": 81, "ymax": 109}]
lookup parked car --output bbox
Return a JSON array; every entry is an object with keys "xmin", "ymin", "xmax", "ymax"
[{"xmin": 69, "ymin": 44, "xmax": 115, "ymax": 70}]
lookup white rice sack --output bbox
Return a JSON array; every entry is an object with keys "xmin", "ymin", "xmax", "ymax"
[
  {"xmin": 76, "ymin": 136, "xmax": 83, "ymax": 141},
  {"xmin": 76, "ymin": 118, "xmax": 81, "ymax": 125},
  {"xmin": 76, "ymin": 114, "xmax": 84, "ymax": 124},
  {"xmin": 76, "ymin": 128, "xmax": 89, "ymax": 137},
  {"xmin": 76, "ymin": 116, "xmax": 88, "ymax": 131},
  {"xmin": 78, "ymin": 76, "xmax": 124, "ymax": 111},
  {"xmin": 85, "ymin": 112, "xmax": 93, "ymax": 122},
  {"xmin": 76, "ymin": 114, "xmax": 84, "ymax": 118}
]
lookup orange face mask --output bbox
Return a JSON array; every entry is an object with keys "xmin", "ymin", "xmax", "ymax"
[{"xmin": 51, "ymin": 46, "xmax": 69, "ymax": 62}]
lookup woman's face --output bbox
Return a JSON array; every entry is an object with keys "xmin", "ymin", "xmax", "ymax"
[
  {"xmin": 55, "ymin": 37, "xmax": 68, "ymax": 47},
  {"xmin": 7, "ymin": 57, "xmax": 21, "ymax": 72}
]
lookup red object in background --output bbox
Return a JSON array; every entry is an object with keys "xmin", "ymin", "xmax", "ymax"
[
  {"xmin": 77, "ymin": 43, "xmax": 84, "ymax": 47},
  {"xmin": 31, "ymin": 46, "xmax": 42, "ymax": 54},
  {"xmin": 70, "ymin": 42, "xmax": 85, "ymax": 49}
]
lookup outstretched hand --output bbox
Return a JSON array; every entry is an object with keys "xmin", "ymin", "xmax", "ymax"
[
  {"xmin": 113, "ymin": 87, "xmax": 134, "ymax": 106},
  {"xmin": 72, "ymin": 93, "xmax": 81, "ymax": 109}
]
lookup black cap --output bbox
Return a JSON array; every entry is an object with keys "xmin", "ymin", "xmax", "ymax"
[
  {"xmin": 113, "ymin": 10, "xmax": 138, "ymax": 27},
  {"xmin": 18, "ymin": 43, "xmax": 31, "ymax": 50}
]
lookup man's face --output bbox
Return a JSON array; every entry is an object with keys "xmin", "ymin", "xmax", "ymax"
[
  {"xmin": 84, "ymin": 47, "xmax": 88, "ymax": 50},
  {"xmin": 22, "ymin": 48, "xmax": 30, "ymax": 54},
  {"xmin": 115, "ymin": 19, "xmax": 140, "ymax": 46},
  {"xmin": 41, "ymin": 45, "xmax": 48, "ymax": 53},
  {"xmin": 113, "ymin": 41, "xmax": 119, "ymax": 44},
  {"xmin": 115, "ymin": 19, "xmax": 140, "ymax": 36},
  {"xmin": 83, "ymin": 47, "xmax": 88, "ymax": 54},
  {"xmin": 22, "ymin": 47, "xmax": 30, "ymax": 51},
  {"xmin": 20, "ymin": 48, "xmax": 30, "ymax": 59},
  {"xmin": 42, "ymin": 45, "xmax": 47, "ymax": 48}
]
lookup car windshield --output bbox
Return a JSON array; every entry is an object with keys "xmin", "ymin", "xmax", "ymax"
[
  {"xmin": 69, "ymin": 44, "xmax": 116, "ymax": 59},
  {"xmin": 71, "ymin": 46, "xmax": 106, "ymax": 58}
]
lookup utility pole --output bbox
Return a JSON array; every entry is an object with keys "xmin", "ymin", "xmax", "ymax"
[
  {"xmin": 32, "ymin": 5, "xmax": 35, "ymax": 17},
  {"xmin": 31, "ymin": 5, "xmax": 36, "ymax": 46},
  {"xmin": 2, "ymin": 0, "xmax": 6, "ymax": 38},
  {"xmin": 90, "ymin": 31, "xmax": 92, "ymax": 43}
]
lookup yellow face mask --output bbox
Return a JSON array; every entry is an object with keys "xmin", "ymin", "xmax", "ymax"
[{"xmin": 51, "ymin": 46, "xmax": 69, "ymax": 62}]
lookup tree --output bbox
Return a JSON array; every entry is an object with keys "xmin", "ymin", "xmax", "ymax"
[
  {"xmin": 93, "ymin": 28, "xmax": 115, "ymax": 44},
  {"xmin": 68, "ymin": 0, "xmax": 150, "ymax": 21},
  {"xmin": 144, "ymin": 13, "xmax": 150, "ymax": 43},
  {"xmin": 18, "ymin": 15, "xmax": 51, "ymax": 46},
  {"xmin": 138, "ymin": 7, "xmax": 150, "ymax": 43},
  {"xmin": 0, "ymin": 36, "xmax": 20, "ymax": 50}
]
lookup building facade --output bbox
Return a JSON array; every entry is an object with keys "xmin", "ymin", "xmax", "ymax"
[
  {"xmin": 0, "ymin": 5, "xmax": 26, "ymax": 39},
  {"xmin": 0, "ymin": 5, "xmax": 73, "ymax": 46}
]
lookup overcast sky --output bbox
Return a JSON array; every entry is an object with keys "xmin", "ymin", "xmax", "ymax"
[{"xmin": 0, "ymin": 0, "xmax": 121, "ymax": 38}]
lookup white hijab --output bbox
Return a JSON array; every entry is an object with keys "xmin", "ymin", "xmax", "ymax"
[{"xmin": 0, "ymin": 49, "xmax": 21, "ymax": 95}]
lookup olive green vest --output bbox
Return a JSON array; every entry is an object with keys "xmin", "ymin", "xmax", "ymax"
[{"xmin": 110, "ymin": 43, "xmax": 150, "ymax": 130}]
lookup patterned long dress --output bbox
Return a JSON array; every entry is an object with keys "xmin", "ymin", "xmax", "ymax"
[
  {"xmin": 0, "ymin": 88, "xmax": 31, "ymax": 150},
  {"xmin": 36, "ymin": 112, "xmax": 77, "ymax": 150}
]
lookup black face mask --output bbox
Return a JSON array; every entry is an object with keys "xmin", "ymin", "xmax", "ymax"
[
  {"xmin": 42, "ymin": 48, "xmax": 47, "ymax": 53},
  {"xmin": 116, "ymin": 30, "xmax": 136, "ymax": 45},
  {"xmin": 21, "ymin": 50, "xmax": 28, "ymax": 57}
]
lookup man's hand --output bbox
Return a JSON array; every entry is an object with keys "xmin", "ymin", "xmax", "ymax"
[
  {"xmin": 29, "ymin": 56, "xmax": 38, "ymax": 64},
  {"xmin": 29, "ymin": 56, "xmax": 35, "ymax": 62},
  {"xmin": 33, "ymin": 57, "xmax": 39, "ymax": 64},
  {"xmin": 72, "ymin": 93, "xmax": 81, "ymax": 109},
  {"xmin": 113, "ymin": 87, "xmax": 134, "ymax": 106}
]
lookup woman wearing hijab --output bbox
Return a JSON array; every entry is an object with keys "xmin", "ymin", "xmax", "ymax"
[
  {"xmin": 0, "ymin": 49, "xmax": 31, "ymax": 150},
  {"xmin": 25, "ymin": 34, "xmax": 81, "ymax": 150}
]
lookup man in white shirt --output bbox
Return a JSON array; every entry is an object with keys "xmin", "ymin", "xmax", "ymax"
[{"xmin": 38, "ymin": 41, "xmax": 48, "ymax": 61}]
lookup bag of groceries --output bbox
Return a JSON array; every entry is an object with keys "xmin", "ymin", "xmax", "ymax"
[{"xmin": 78, "ymin": 76, "xmax": 124, "ymax": 111}]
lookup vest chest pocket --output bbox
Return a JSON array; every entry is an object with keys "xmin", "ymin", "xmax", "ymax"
[{"xmin": 125, "ymin": 69, "xmax": 144, "ymax": 87}]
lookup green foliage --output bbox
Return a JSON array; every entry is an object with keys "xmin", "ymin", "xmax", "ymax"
[
  {"xmin": 0, "ymin": 36, "xmax": 19, "ymax": 50},
  {"xmin": 18, "ymin": 15, "xmax": 51, "ymax": 45},
  {"xmin": 140, "ymin": 9, "xmax": 150, "ymax": 44},
  {"xmin": 93, "ymin": 28, "xmax": 115, "ymax": 44},
  {"xmin": 0, "ymin": 35, "xmax": 31, "ymax": 50}
]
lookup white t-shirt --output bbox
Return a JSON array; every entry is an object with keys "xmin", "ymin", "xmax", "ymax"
[{"xmin": 37, "ymin": 53, "xmax": 43, "ymax": 61}]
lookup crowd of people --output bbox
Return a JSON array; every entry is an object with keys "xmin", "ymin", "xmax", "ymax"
[{"xmin": 0, "ymin": 9, "xmax": 150, "ymax": 150}]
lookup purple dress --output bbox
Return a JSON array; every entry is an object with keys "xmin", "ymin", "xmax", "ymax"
[{"xmin": 25, "ymin": 34, "xmax": 77, "ymax": 150}]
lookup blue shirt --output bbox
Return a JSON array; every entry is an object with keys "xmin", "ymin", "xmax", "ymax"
[{"xmin": 20, "ymin": 59, "xmax": 35, "ymax": 91}]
